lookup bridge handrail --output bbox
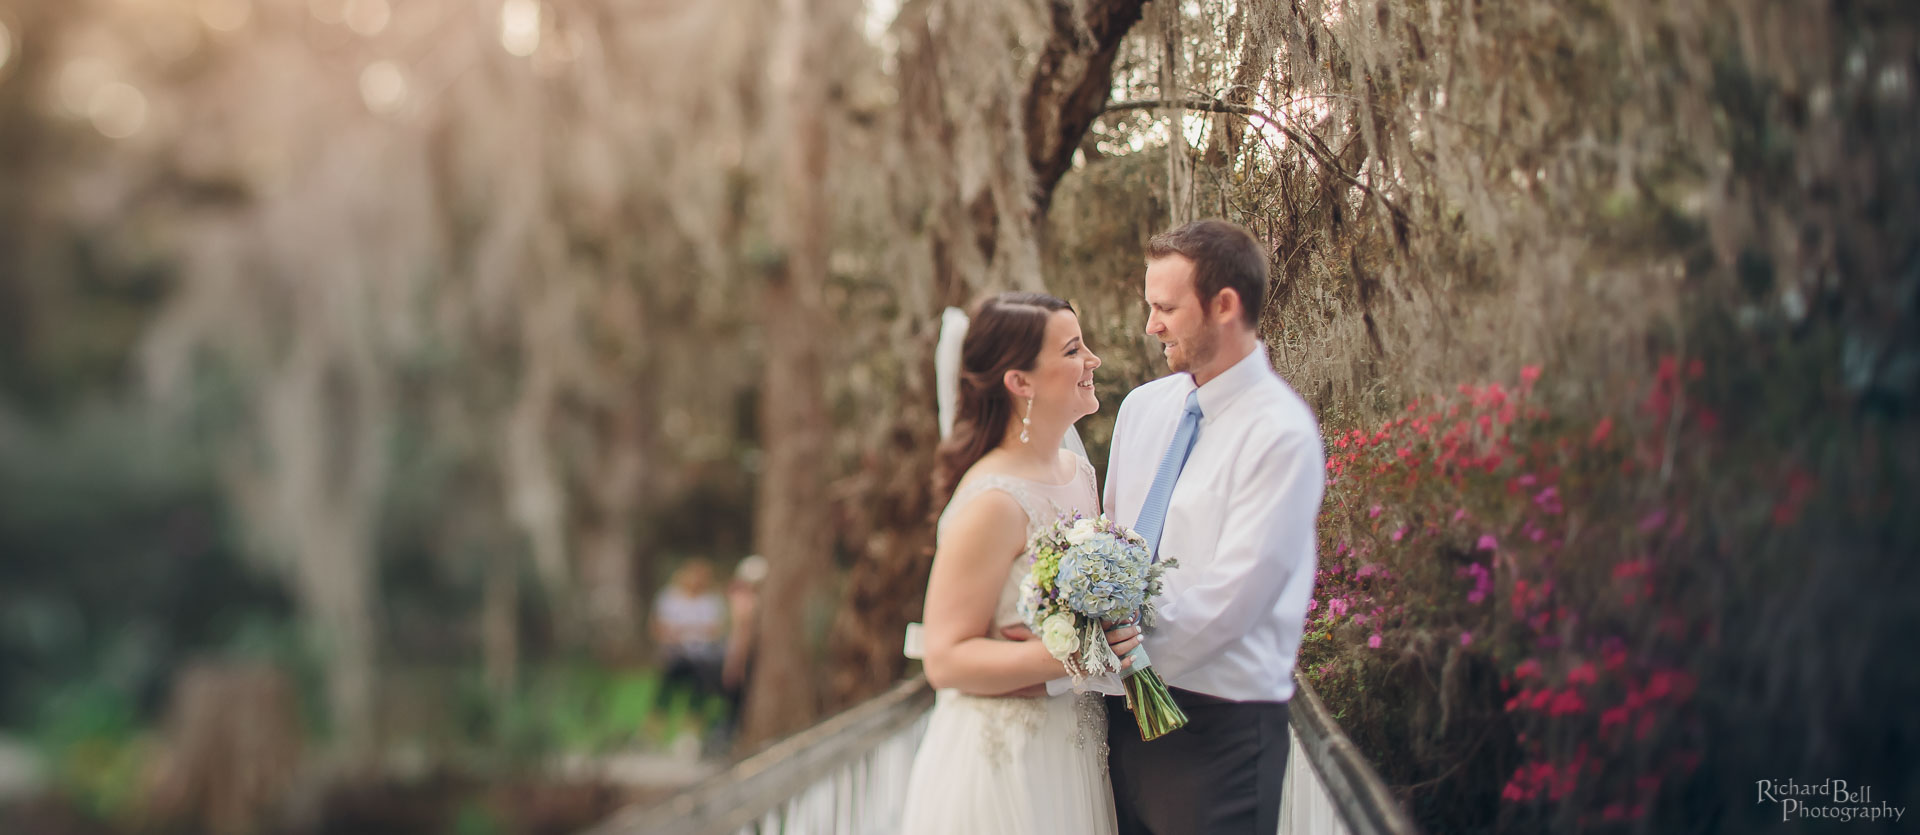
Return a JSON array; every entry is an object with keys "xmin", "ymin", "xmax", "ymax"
[
  {"xmin": 1285, "ymin": 673, "xmax": 1420, "ymax": 835},
  {"xmin": 580, "ymin": 677, "xmax": 934, "ymax": 835},
  {"xmin": 581, "ymin": 673, "xmax": 1418, "ymax": 835}
]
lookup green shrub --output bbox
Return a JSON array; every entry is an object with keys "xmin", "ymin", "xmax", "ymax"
[{"xmin": 32, "ymin": 682, "xmax": 150, "ymax": 822}]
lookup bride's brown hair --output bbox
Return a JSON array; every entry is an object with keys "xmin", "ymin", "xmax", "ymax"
[{"xmin": 932, "ymin": 292, "xmax": 1074, "ymax": 505}]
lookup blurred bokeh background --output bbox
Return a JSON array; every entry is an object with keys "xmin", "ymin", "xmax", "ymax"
[{"xmin": 0, "ymin": 0, "xmax": 1914, "ymax": 833}]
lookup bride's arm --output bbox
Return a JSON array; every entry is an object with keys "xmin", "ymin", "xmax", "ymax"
[{"xmin": 920, "ymin": 491, "xmax": 1068, "ymax": 695}]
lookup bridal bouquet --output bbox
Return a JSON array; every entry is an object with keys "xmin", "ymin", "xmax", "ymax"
[{"xmin": 1016, "ymin": 513, "xmax": 1189, "ymax": 741}]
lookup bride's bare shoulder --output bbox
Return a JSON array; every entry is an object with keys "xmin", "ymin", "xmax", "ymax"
[{"xmin": 938, "ymin": 487, "xmax": 1027, "ymax": 552}]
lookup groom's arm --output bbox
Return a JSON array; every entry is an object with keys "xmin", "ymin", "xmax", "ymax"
[{"xmin": 1146, "ymin": 431, "xmax": 1324, "ymax": 682}]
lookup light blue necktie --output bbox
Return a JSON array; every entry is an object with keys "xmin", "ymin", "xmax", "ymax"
[{"xmin": 1133, "ymin": 389, "xmax": 1204, "ymax": 557}]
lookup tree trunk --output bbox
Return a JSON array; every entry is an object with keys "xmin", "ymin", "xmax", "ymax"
[
  {"xmin": 145, "ymin": 662, "xmax": 303, "ymax": 835},
  {"xmin": 244, "ymin": 337, "xmax": 388, "ymax": 762},
  {"xmin": 740, "ymin": 0, "xmax": 849, "ymax": 748},
  {"xmin": 1024, "ymin": 0, "xmax": 1154, "ymax": 218},
  {"xmin": 576, "ymin": 395, "xmax": 647, "ymax": 662},
  {"xmin": 1158, "ymin": 1, "xmax": 1194, "ymax": 227},
  {"xmin": 823, "ymin": 406, "xmax": 942, "ymax": 708},
  {"xmin": 482, "ymin": 551, "xmax": 519, "ymax": 696}
]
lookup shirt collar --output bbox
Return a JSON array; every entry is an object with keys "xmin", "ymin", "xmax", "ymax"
[{"xmin": 1189, "ymin": 344, "xmax": 1270, "ymax": 418}]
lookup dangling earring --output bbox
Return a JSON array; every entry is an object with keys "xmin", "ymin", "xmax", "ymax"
[{"xmin": 1020, "ymin": 397, "xmax": 1032, "ymax": 444}]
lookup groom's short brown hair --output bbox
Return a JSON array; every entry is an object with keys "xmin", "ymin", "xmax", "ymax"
[{"xmin": 1147, "ymin": 219, "xmax": 1268, "ymax": 328}]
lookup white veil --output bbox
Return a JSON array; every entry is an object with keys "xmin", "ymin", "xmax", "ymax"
[{"xmin": 935, "ymin": 305, "xmax": 1092, "ymax": 460}]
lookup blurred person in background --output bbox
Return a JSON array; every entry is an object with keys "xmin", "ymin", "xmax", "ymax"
[
  {"xmin": 714, "ymin": 554, "xmax": 768, "ymax": 753},
  {"xmin": 652, "ymin": 559, "xmax": 727, "ymax": 702},
  {"xmin": 721, "ymin": 555, "xmax": 767, "ymax": 712}
]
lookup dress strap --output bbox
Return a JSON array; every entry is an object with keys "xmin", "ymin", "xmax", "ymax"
[{"xmin": 941, "ymin": 474, "xmax": 1061, "ymax": 542}]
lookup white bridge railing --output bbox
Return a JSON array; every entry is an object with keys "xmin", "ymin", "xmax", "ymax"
[
  {"xmin": 582, "ymin": 675, "xmax": 1416, "ymax": 835},
  {"xmin": 1279, "ymin": 675, "xmax": 1420, "ymax": 835}
]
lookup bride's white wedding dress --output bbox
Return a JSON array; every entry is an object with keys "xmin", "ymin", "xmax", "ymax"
[{"xmin": 898, "ymin": 455, "xmax": 1117, "ymax": 835}]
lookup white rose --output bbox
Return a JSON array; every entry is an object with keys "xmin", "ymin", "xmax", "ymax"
[
  {"xmin": 1040, "ymin": 612, "xmax": 1080, "ymax": 659},
  {"xmin": 1064, "ymin": 518, "xmax": 1100, "ymax": 546}
]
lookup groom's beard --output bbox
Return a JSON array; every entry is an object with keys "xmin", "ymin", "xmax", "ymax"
[{"xmin": 1168, "ymin": 323, "xmax": 1219, "ymax": 375}]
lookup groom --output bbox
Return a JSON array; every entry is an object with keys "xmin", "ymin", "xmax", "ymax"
[{"xmin": 1103, "ymin": 219, "xmax": 1325, "ymax": 834}]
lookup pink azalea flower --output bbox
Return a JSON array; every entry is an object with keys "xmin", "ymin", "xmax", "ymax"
[
  {"xmin": 1390, "ymin": 527, "xmax": 1406, "ymax": 542},
  {"xmin": 1368, "ymin": 504, "xmax": 1383, "ymax": 519},
  {"xmin": 1600, "ymin": 707, "xmax": 1630, "ymax": 736},
  {"xmin": 1638, "ymin": 508, "xmax": 1668, "ymax": 533},
  {"xmin": 1477, "ymin": 533, "xmax": 1499, "ymax": 551},
  {"xmin": 1367, "ymin": 634, "xmax": 1382, "ymax": 649},
  {"xmin": 1567, "ymin": 661, "xmax": 1597, "ymax": 687},
  {"xmin": 1533, "ymin": 486, "xmax": 1563, "ymax": 514},
  {"xmin": 1590, "ymin": 416, "xmax": 1614, "ymax": 446},
  {"xmin": 1452, "ymin": 508, "xmax": 1468, "ymax": 523},
  {"xmin": 1549, "ymin": 688, "xmax": 1588, "ymax": 716},
  {"xmin": 1460, "ymin": 631, "xmax": 1474, "ymax": 646}
]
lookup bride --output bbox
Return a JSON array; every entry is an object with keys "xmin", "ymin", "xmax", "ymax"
[{"xmin": 898, "ymin": 291, "xmax": 1142, "ymax": 835}]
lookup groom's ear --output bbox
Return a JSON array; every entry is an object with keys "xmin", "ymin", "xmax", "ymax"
[{"xmin": 1211, "ymin": 287, "xmax": 1244, "ymax": 324}]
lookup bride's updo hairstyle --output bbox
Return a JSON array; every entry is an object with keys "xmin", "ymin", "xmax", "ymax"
[{"xmin": 932, "ymin": 291, "xmax": 1074, "ymax": 505}]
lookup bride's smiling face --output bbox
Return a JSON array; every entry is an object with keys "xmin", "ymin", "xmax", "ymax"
[{"xmin": 1018, "ymin": 309, "xmax": 1101, "ymax": 422}]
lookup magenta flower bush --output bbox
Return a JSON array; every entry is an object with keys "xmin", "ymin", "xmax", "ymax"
[{"xmin": 1300, "ymin": 358, "xmax": 1735, "ymax": 830}]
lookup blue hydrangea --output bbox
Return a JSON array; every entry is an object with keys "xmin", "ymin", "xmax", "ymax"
[{"xmin": 1057, "ymin": 534, "xmax": 1150, "ymax": 620}]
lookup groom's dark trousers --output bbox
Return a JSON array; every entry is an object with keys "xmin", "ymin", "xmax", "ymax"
[{"xmin": 1106, "ymin": 688, "xmax": 1290, "ymax": 835}]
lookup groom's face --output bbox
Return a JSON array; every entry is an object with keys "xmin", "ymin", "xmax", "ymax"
[{"xmin": 1143, "ymin": 254, "xmax": 1218, "ymax": 376}]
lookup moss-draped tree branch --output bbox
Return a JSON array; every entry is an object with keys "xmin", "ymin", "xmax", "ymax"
[{"xmin": 1102, "ymin": 97, "xmax": 1409, "ymax": 240}]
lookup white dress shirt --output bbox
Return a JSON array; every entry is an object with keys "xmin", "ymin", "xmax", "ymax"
[{"xmin": 1104, "ymin": 345, "xmax": 1324, "ymax": 703}]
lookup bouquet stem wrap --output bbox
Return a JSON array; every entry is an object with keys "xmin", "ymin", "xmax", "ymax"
[{"xmin": 1119, "ymin": 640, "xmax": 1188, "ymax": 741}]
